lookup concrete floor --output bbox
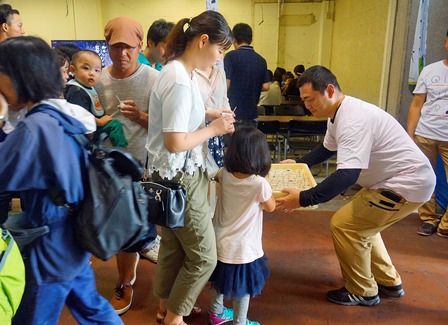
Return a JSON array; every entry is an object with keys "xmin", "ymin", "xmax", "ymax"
[{"xmin": 59, "ymin": 184, "xmax": 448, "ymax": 324}]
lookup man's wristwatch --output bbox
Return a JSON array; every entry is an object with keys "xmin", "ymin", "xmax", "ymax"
[{"xmin": 0, "ymin": 115, "xmax": 6, "ymax": 128}]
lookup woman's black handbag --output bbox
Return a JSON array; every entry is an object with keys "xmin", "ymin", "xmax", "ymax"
[
  {"xmin": 142, "ymin": 181, "xmax": 186, "ymax": 229},
  {"xmin": 142, "ymin": 151, "xmax": 190, "ymax": 229}
]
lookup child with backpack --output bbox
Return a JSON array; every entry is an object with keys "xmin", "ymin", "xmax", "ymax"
[
  {"xmin": 209, "ymin": 126, "xmax": 276, "ymax": 325},
  {"xmin": 65, "ymin": 49, "xmax": 128, "ymax": 147},
  {"xmin": 0, "ymin": 36, "xmax": 123, "ymax": 325}
]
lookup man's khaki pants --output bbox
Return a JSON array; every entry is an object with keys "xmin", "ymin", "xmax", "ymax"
[
  {"xmin": 414, "ymin": 135, "xmax": 448, "ymax": 230},
  {"xmin": 331, "ymin": 188, "xmax": 423, "ymax": 296}
]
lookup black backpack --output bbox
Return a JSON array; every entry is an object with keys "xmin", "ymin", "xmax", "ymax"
[
  {"xmin": 1, "ymin": 105, "xmax": 149, "ymax": 261},
  {"xmin": 72, "ymin": 134, "xmax": 149, "ymax": 261}
]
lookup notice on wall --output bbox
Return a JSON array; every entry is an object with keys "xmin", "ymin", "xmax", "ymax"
[{"xmin": 206, "ymin": 0, "xmax": 218, "ymax": 11}]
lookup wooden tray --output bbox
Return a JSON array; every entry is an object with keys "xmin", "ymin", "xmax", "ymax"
[{"xmin": 267, "ymin": 163, "xmax": 318, "ymax": 209}]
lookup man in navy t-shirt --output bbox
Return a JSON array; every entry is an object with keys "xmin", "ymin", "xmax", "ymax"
[{"xmin": 224, "ymin": 23, "xmax": 270, "ymax": 128}]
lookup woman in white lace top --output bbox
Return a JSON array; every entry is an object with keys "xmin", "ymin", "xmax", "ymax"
[{"xmin": 145, "ymin": 11, "xmax": 234, "ymax": 325}]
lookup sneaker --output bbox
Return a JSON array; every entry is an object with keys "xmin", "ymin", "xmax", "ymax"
[
  {"xmin": 436, "ymin": 228, "xmax": 448, "ymax": 238},
  {"xmin": 417, "ymin": 223, "xmax": 438, "ymax": 236},
  {"xmin": 130, "ymin": 252, "xmax": 140, "ymax": 285},
  {"xmin": 245, "ymin": 320, "xmax": 260, "ymax": 325},
  {"xmin": 140, "ymin": 235, "xmax": 160, "ymax": 263},
  {"xmin": 378, "ymin": 283, "xmax": 405, "ymax": 298},
  {"xmin": 208, "ymin": 307, "xmax": 234, "ymax": 325},
  {"xmin": 326, "ymin": 287, "xmax": 380, "ymax": 306},
  {"xmin": 110, "ymin": 284, "xmax": 133, "ymax": 315}
]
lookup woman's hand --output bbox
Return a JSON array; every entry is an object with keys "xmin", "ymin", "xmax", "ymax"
[
  {"xmin": 208, "ymin": 114, "xmax": 235, "ymax": 136},
  {"xmin": 205, "ymin": 108, "xmax": 234, "ymax": 121}
]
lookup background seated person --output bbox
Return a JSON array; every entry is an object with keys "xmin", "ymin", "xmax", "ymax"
[
  {"xmin": 284, "ymin": 64, "xmax": 305, "ymax": 99},
  {"xmin": 258, "ymin": 69, "xmax": 282, "ymax": 115},
  {"xmin": 282, "ymin": 71, "xmax": 295, "ymax": 95}
]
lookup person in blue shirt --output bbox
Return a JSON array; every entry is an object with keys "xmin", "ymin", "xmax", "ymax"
[
  {"xmin": 0, "ymin": 36, "xmax": 122, "ymax": 325},
  {"xmin": 224, "ymin": 23, "xmax": 270, "ymax": 128},
  {"xmin": 137, "ymin": 19, "xmax": 174, "ymax": 71},
  {"xmin": 435, "ymin": 154, "xmax": 448, "ymax": 212}
]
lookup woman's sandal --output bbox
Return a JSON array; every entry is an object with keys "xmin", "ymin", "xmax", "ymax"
[
  {"xmin": 161, "ymin": 321, "xmax": 187, "ymax": 325},
  {"xmin": 156, "ymin": 309, "xmax": 166, "ymax": 323},
  {"xmin": 185, "ymin": 306, "xmax": 201, "ymax": 319},
  {"xmin": 156, "ymin": 306, "xmax": 201, "ymax": 324}
]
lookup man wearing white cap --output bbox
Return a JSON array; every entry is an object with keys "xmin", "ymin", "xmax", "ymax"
[{"xmin": 95, "ymin": 16, "xmax": 159, "ymax": 315}]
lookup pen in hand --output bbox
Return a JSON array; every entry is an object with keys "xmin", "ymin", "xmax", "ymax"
[
  {"xmin": 111, "ymin": 95, "xmax": 124, "ymax": 117},
  {"xmin": 221, "ymin": 106, "xmax": 237, "ymax": 117},
  {"xmin": 116, "ymin": 95, "xmax": 125, "ymax": 107}
]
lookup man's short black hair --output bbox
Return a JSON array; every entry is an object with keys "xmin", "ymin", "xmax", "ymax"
[
  {"xmin": 147, "ymin": 19, "xmax": 174, "ymax": 46},
  {"xmin": 294, "ymin": 64, "xmax": 305, "ymax": 76},
  {"xmin": 232, "ymin": 23, "xmax": 252, "ymax": 45},
  {"xmin": 0, "ymin": 4, "xmax": 19, "ymax": 25},
  {"xmin": 297, "ymin": 65, "xmax": 341, "ymax": 94}
]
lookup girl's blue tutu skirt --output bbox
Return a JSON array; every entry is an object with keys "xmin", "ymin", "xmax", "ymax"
[{"xmin": 209, "ymin": 255, "xmax": 270, "ymax": 299}]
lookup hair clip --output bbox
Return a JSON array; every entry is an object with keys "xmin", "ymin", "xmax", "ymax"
[{"xmin": 183, "ymin": 17, "xmax": 192, "ymax": 33}]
